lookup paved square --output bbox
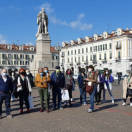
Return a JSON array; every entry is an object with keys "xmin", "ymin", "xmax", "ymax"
[{"xmin": 0, "ymin": 82, "xmax": 132, "ymax": 132}]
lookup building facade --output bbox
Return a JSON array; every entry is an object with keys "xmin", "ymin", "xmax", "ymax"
[
  {"xmin": 0, "ymin": 44, "xmax": 59, "ymax": 71},
  {"xmin": 60, "ymin": 28, "xmax": 132, "ymax": 75}
]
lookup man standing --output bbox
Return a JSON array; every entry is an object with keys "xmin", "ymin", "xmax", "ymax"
[
  {"xmin": 35, "ymin": 68, "xmax": 50, "ymax": 112},
  {"xmin": 0, "ymin": 69, "xmax": 13, "ymax": 119},
  {"xmin": 51, "ymin": 66, "xmax": 65, "ymax": 110}
]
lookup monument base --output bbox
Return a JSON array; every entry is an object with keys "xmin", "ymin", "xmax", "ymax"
[{"xmin": 30, "ymin": 33, "xmax": 52, "ymax": 75}]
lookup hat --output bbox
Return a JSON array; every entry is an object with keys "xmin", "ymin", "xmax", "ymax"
[{"xmin": 55, "ymin": 66, "xmax": 60, "ymax": 69}]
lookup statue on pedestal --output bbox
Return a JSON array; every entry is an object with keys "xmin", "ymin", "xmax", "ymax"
[{"xmin": 36, "ymin": 8, "xmax": 48, "ymax": 36}]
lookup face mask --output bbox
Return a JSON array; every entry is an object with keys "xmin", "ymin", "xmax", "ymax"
[
  {"xmin": 12, "ymin": 72, "xmax": 15, "ymax": 76},
  {"xmin": 2, "ymin": 72, "xmax": 7, "ymax": 77},
  {"xmin": 20, "ymin": 72, "xmax": 25, "ymax": 76},
  {"xmin": 26, "ymin": 72, "xmax": 30, "ymax": 75},
  {"xmin": 44, "ymin": 70, "xmax": 48, "ymax": 73},
  {"xmin": 106, "ymin": 72, "xmax": 108, "ymax": 74},
  {"xmin": 88, "ymin": 69, "xmax": 92, "ymax": 72},
  {"xmin": 40, "ymin": 72, "xmax": 43, "ymax": 76},
  {"xmin": 56, "ymin": 70, "xmax": 60, "ymax": 73}
]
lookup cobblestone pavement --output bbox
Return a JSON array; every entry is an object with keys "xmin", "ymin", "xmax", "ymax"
[{"xmin": 0, "ymin": 82, "xmax": 132, "ymax": 132}]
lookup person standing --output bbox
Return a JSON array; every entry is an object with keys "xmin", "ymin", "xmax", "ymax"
[
  {"xmin": 51, "ymin": 66, "xmax": 65, "ymax": 110},
  {"xmin": 17, "ymin": 68, "xmax": 32, "ymax": 114},
  {"xmin": 65, "ymin": 69, "xmax": 73, "ymax": 107},
  {"xmin": 43, "ymin": 67, "xmax": 51, "ymax": 108},
  {"xmin": 0, "ymin": 69, "xmax": 13, "ymax": 119},
  {"xmin": 26, "ymin": 69, "xmax": 34, "ymax": 88},
  {"xmin": 122, "ymin": 71, "xmax": 132, "ymax": 106},
  {"xmin": 104, "ymin": 69, "xmax": 115, "ymax": 104},
  {"xmin": 35, "ymin": 68, "xmax": 50, "ymax": 112},
  {"xmin": 85, "ymin": 65, "xmax": 97, "ymax": 113},
  {"xmin": 78, "ymin": 68, "xmax": 87, "ymax": 105}
]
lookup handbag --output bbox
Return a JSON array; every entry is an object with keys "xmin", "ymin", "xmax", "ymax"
[
  {"xmin": 127, "ymin": 88, "xmax": 132, "ymax": 96},
  {"xmin": 86, "ymin": 82, "xmax": 93, "ymax": 94},
  {"xmin": 61, "ymin": 89, "xmax": 70, "ymax": 101}
]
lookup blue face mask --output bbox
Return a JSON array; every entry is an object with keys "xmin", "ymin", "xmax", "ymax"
[
  {"xmin": 40, "ymin": 72, "xmax": 44, "ymax": 76},
  {"xmin": 44, "ymin": 70, "xmax": 48, "ymax": 73}
]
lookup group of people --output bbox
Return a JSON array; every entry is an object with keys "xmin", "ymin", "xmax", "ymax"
[{"xmin": 0, "ymin": 64, "xmax": 132, "ymax": 119}]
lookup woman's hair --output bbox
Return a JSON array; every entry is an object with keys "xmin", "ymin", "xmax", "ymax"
[
  {"xmin": 88, "ymin": 65, "xmax": 94, "ymax": 71},
  {"xmin": 19, "ymin": 68, "xmax": 25, "ymax": 73},
  {"xmin": 66, "ymin": 69, "xmax": 72, "ymax": 75}
]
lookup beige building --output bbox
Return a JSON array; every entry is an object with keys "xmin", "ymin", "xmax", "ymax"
[
  {"xmin": 0, "ymin": 44, "xmax": 59, "ymax": 72},
  {"xmin": 60, "ymin": 28, "xmax": 132, "ymax": 75}
]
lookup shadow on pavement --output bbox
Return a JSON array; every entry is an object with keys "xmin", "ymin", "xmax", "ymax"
[{"xmin": 95, "ymin": 104, "xmax": 118, "ymax": 112}]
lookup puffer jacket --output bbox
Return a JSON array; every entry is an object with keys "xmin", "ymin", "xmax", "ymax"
[{"xmin": 35, "ymin": 73, "xmax": 50, "ymax": 88}]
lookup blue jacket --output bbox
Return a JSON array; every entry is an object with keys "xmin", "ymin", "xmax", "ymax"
[
  {"xmin": 0, "ymin": 75, "xmax": 13, "ymax": 94},
  {"xmin": 50, "ymin": 71, "xmax": 65, "ymax": 88},
  {"xmin": 78, "ymin": 74, "xmax": 84, "ymax": 88}
]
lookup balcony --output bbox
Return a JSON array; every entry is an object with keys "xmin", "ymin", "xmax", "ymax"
[
  {"xmin": 92, "ymin": 60, "xmax": 97, "ymax": 64},
  {"xmin": 116, "ymin": 45, "xmax": 121, "ymax": 50},
  {"xmin": 115, "ymin": 58, "xmax": 121, "ymax": 62},
  {"xmin": 77, "ymin": 62, "xmax": 81, "ymax": 65},
  {"xmin": 102, "ymin": 60, "xmax": 107, "ymax": 64},
  {"xmin": 70, "ymin": 63, "xmax": 73, "ymax": 66},
  {"xmin": 61, "ymin": 54, "xmax": 65, "ymax": 58},
  {"xmin": 84, "ymin": 61, "xmax": 88, "ymax": 65}
]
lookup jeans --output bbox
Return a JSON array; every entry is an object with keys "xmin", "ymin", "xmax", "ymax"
[
  {"xmin": 38, "ymin": 88, "xmax": 48, "ymax": 109},
  {"xmin": 52, "ymin": 88, "xmax": 62, "ymax": 109},
  {"xmin": 79, "ymin": 87, "xmax": 86, "ymax": 104},
  {"xmin": 0, "ymin": 93, "xmax": 11, "ymax": 116},
  {"xmin": 89, "ymin": 85, "xmax": 97, "ymax": 110},
  {"xmin": 104, "ymin": 83, "xmax": 114, "ymax": 101}
]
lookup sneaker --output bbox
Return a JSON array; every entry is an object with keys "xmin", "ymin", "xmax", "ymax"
[
  {"xmin": 46, "ymin": 109, "xmax": 49, "ymax": 113},
  {"xmin": 6, "ymin": 115, "xmax": 12, "ymax": 119},
  {"xmin": 122, "ymin": 102, "xmax": 126, "ymax": 106},
  {"xmin": 130, "ymin": 103, "xmax": 132, "ymax": 107},
  {"xmin": 26, "ymin": 109, "xmax": 30, "ymax": 113},
  {"xmin": 112, "ymin": 99, "xmax": 115, "ymax": 104},
  {"xmin": 88, "ymin": 109, "xmax": 93, "ymax": 113},
  {"xmin": 59, "ymin": 107, "xmax": 63, "ymax": 110},
  {"xmin": 20, "ymin": 109, "xmax": 23, "ymax": 114},
  {"xmin": 40, "ymin": 108, "xmax": 44, "ymax": 112}
]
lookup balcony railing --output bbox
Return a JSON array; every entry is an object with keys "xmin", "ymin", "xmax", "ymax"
[
  {"xmin": 102, "ymin": 60, "xmax": 107, "ymax": 64},
  {"xmin": 116, "ymin": 46, "xmax": 121, "ymax": 50},
  {"xmin": 92, "ymin": 60, "xmax": 97, "ymax": 64},
  {"xmin": 116, "ymin": 58, "xmax": 121, "ymax": 62}
]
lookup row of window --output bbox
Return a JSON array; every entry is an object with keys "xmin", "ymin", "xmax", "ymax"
[
  {"xmin": 0, "ymin": 54, "xmax": 34, "ymax": 60},
  {"xmin": 67, "ymin": 52, "xmax": 113, "ymax": 63},
  {"xmin": 0, "ymin": 60, "xmax": 30, "ymax": 65},
  {"xmin": 68, "ymin": 43, "xmax": 112, "ymax": 56},
  {"xmin": 67, "ymin": 51, "xmax": 121, "ymax": 63}
]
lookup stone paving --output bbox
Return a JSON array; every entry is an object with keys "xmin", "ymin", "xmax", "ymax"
[{"xmin": 0, "ymin": 82, "xmax": 132, "ymax": 132}]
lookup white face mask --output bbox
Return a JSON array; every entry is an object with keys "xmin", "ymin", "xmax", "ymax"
[
  {"xmin": 26, "ymin": 72, "xmax": 30, "ymax": 75},
  {"xmin": 106, "ymin": 72, "xmax": 108, "ymax": 74},
  {"xmin": 2, "ymin": 72, "xmax": 7, "ymax": 77},
  {"xmin": 88, "ymin": 69, "xmax": 92, "ymax": 72}
]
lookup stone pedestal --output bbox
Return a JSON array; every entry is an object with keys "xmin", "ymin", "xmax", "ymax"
[{"xmin": 30, "ymin": 33, "xmax": 52, "ymax": 75}]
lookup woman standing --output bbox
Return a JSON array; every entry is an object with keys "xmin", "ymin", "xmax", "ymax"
[
  {"xmin": 78, "ymin": 68, "xmax": 87, "ymax": 105},
  {"xmin": 85, "ymin": 65, "xmax": 97, "ymax": 113},
  {"xmin": 65, "ymin": 69, "xmax": 73, "ymax": 107},
  {"xmin": 122, "ymin": 71, "xmax": 132, "ymax": 106},
  {"xmin": 17, "ymin": 68, "xmax": 32, "ymax": 114},
  {"xmin": 104, "ymin": 69, "xmax": 114, "ymax": 104}
]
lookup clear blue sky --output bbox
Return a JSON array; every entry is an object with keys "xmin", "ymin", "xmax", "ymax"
[{"xmin": 0, "ymin": 0, "xmax": 132, "ymax": 46}]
